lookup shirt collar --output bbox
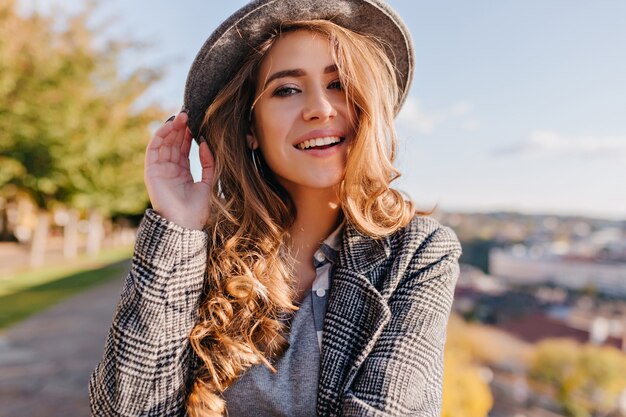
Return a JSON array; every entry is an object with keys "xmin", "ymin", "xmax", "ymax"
[{"xmin": 314, "ymin": 219, "xmax": 344, "ymax": 266}]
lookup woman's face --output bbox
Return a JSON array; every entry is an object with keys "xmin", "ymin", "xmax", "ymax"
[{"xmin": 248, "ymin": 30, "xmax": 356, "ymax": 196}]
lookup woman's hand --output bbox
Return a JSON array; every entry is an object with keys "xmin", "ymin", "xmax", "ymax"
[{"xmin": 144, "ymin": 111, "xmax": 214, "ymax": 230}]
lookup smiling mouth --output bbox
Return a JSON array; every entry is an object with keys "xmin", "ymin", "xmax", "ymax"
[{"xmin": 295, "ymin": 136, "xmax": 345, "ymax": 150}]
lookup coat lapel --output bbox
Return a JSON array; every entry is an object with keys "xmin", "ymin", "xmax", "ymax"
[{"xmin": 316, "ymin": 222, "xmax": 392, "ymax": 416}]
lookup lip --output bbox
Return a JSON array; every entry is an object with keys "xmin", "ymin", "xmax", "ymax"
[{"xmin": 293, "ymin": 128, "xmax": 346, "ymax": 147}]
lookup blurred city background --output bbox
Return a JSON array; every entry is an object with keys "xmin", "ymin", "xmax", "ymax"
[{"xmin": 1, "ymin": 1, "xmax": 625, "ymax": 416}]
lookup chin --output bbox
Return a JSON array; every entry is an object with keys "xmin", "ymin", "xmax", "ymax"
[
  {"xmin": 277, "ymin": 171, "xmax": 344, "ymax": 194},
  {"xmin": 306, "ymin": 175, "xmax": 343, "ymax": 189}
]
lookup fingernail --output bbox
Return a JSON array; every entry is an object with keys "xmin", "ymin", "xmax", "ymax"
[
  {"xmin": 165, "ymin": 115, "xmax": 175, "ymax": 123},
  {"xmin": 199, "ymin": 135, "xmax": 206, "ymax": 143}
]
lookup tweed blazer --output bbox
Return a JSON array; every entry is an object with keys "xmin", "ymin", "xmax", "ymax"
[{"xmin": 89, "ymin": 208, "xmax": 462, "ymax": 417}]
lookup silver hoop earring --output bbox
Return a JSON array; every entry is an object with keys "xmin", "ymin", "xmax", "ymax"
[{"xmin": 251, "ymin": 148, "xmax": 262, "ymax": 176}]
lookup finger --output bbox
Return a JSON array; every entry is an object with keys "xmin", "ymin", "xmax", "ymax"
[
  {"xmin": 170, "ymin": 131, "xmax": 181, "ymax": 163},
  {"xmin": 171, "ymin": 112, "xmax": 188, "ymax": 149},
  {"xmin": 198, "ymin": 138, "xmax": 215, "ymax": 185},
  {"xmin": 146, "ymin": 138, "xmax": 161, "ymax": 166},
  {"xmin": 172, "ymin": 110, "xmax": 188, "ymax": 130},
  {"xmin": 160, "ymin": 112, "xmax": 185, "ymax": 151},
  {"xmin": 149, "ymin": 121, "xmax": 174, "ymax": 151},
  {"xmin": 159, "ymin": 129, "xmax": 176, "ymax": 162},
  {"xmin": 175, "ymin": 128, "xmax": 192, "ymax": 171},
  {"xmin": 158, "ymin": 139, "xmax": 172, "ymax": 162},
  {"xmin": 146, "ymin": 125, "xmax": 172, "ymax": 165},
  {"xmin": 180, "ymin": 127, "xmax": 192, "ymax": 161}
]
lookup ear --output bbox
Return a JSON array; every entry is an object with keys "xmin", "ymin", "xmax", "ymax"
[{"xmin": 246, "ymin": 126, "xmax": 259, "ymax": 150}]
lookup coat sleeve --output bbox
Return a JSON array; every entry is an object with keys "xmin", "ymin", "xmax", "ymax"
[
  {"xmin": 342, "ymin": 224, "xmax": 462, "ymax": 417},
  {"xmin": 89, "ymin": 208, "xmax": 208, "ymax": 417}
]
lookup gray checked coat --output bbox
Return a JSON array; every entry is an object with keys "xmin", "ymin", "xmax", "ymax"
[{"xmin": 89, "ymin": 208, "xmax": 462, "ymax": 417}]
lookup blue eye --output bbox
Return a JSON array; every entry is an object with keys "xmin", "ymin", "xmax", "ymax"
[{"xmin": 273, "ymin": 86, "xmax": 300, "ymax": 97}]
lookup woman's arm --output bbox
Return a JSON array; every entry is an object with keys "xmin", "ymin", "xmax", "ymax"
[
  {"xmin": 89, "ymin": 208, "xmax": 208, "ymax": 417},
  {"xmin": 342, "ymin": 224, "xmax": 462, "ymax": 417}
]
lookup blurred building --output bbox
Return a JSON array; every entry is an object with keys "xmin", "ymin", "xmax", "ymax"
[{"xmin": 489, "ymin": 248, "xmax": 626, "ymax": 296}]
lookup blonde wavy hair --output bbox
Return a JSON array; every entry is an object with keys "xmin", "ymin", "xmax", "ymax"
[{"xmin": 187, "ymin": 19, "xmax": 422, "ymax": 417}]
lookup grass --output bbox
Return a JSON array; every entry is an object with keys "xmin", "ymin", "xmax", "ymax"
[{"xmin": 0, "ymin": 247, "xmax": 132, "ymax": 330}]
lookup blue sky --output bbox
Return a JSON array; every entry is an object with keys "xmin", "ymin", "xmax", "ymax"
[{"xmin": 23, "ymin": 1, "xmax": 626, "ymax": 219}]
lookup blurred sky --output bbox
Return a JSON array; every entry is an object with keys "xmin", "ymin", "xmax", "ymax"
[{"xmin": 21, "ymin": 1, "xmax": 626, "ymax": 220}]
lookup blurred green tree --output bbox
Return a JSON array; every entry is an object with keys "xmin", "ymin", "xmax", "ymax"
[
  {"xmin": 0, "ymin": 0, "xmax": 167, "ymax": 264},
  {"xmin": 529, "ymin": 338, "xmax": 626, "ymax": 417}
]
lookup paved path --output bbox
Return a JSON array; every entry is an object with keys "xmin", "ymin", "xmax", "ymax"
[{"xmin": 0, "ymin": 262, "xmax": 129, "ymax": 417}]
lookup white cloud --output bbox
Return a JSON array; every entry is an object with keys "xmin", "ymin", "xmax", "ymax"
[
  {"xmin": 396, "ymin": 97, "xmax": 444, "ymax": 135},
  {"xmin": 395, "ymin": 97, "xmax": 477, "ymax": 136},
  {"xmin": 496, "ymin": 130, "xmax": 626, "ymax": 159},
  {"xmin": 451, "ymin": 101, "xmax": 471, "ymax": 116},
  {"xmin": 462, "ymin": 119, "xmax": 481, "ymax": 131}
]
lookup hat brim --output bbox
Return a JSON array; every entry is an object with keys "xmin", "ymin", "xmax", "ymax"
[{"xmin": 183, "ymin": 0, "xmax": 414, "ymax": 139}]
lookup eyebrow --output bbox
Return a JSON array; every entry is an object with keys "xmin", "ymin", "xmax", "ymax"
[{"xmin": 263, "ymin": 64, "xmax": 338, "ymax": 89}]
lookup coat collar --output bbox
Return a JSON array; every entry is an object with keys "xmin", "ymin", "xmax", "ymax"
[
  {"xmin": 338, "ymin": 220, "xmax": 391, "ymax": 274},
  {"xmin": 316, "ymin": 220, "xmax": 393, "ymax": 416}
]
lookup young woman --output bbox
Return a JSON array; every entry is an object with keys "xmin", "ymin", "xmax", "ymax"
[{"xmin": 89, "ymin": 1, "xmax": 462, "ymax": 416}]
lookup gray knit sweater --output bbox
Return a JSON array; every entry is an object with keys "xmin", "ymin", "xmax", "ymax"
[{"xmin": 89, "ymin": 208, "xmax": 462, "ymax": 416}]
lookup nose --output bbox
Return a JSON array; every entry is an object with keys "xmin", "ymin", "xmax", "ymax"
[{"xmin": 302, "ymin": 88, "xmax": 337, "ymax": 121}]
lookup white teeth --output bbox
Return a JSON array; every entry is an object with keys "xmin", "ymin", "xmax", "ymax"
[{"xmin": 297, "ymin": 136, "xmax": 341, "ymax": 150}]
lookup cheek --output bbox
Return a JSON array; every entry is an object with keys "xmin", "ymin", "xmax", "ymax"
[
  {"xmin": 342, "ymin": 101, "xmax": 359, "ymax": 130},
  {"xmin": 255, "ymin": 104, "xmax": 294, "ymax": 140},
  {"xmin": 255, "ymin": 123, "xmax": 290, "ymax": 172},
  {"xmin": 260, "ymin": 120, "xmax": 286, "ymax": 142},
  {"xmin": 257, "ymin": 124, "xmax": 288, "ymax": 160}
]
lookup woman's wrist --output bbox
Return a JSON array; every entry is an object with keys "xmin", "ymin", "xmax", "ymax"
[{"xmin": 150, "ymin": 208, "xmax": 206, "ymax": 231}]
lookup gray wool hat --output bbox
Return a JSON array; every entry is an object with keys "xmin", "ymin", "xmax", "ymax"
[{"xmin": 183, "ymin": 0, "xmax": 414, "ymax": 139}]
